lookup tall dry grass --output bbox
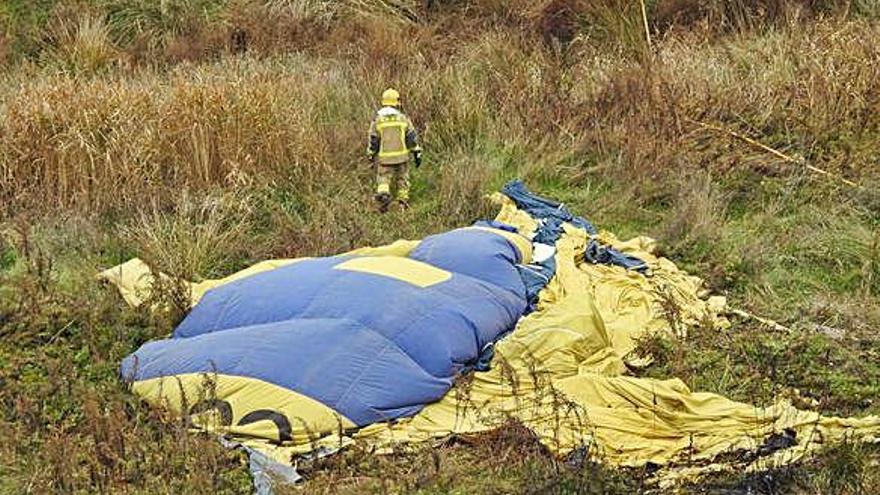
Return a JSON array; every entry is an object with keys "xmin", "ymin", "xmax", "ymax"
[
  {"xmin": 3, "ymin": 1, "xmax": 874, "ymax": 70},
  {"xmin": 40, "ymin": 12, "xmax": 118, "ymax": 73},
  {"xmin": 122, "ymin": 191, "xmax": 256, "ymax": 280},
  {"xmin": 2, "ymin": 12, "xmax": 877, "ymax": 217},
  {"xmin": 0, "ymin": 56, "xmax": 338, "ymax": 213}
]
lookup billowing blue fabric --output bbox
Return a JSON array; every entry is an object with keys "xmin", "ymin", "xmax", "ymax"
[
  {"xmin": 409, "ymin": 227, "xmax": 525, "ymax": 297},
  {"xmin": 121, "ymin": 227, "xmax": 527, "ymax": 426},
  {"xmin": 501, "ymin": 179, "xmax": 648, "ymax": 274},
  {"xmin": 502, "ymin": 180, "xmax": 598, "ymax": 238}
]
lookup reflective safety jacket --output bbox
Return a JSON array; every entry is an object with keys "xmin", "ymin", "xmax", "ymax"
[{"xmin": 367, "ymin": 107, "xmax": 421, "ymax": 165}]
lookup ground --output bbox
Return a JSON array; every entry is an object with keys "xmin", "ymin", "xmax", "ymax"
[{"xmin": 1, "ymin": 1, "xmax": 879, "ymax": 494}]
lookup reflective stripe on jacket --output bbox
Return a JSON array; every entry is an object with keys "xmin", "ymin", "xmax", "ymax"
[{"xmin": 368, "ymin": 107, "xmax": 420, "ymax": 165}]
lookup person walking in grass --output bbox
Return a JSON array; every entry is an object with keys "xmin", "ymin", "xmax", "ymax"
[{"xmin": 367, "ymin": 88, "xmax": 422, "ymax": 213}]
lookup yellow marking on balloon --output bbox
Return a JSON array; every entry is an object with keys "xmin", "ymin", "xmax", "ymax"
[
  {"xmin": 334, "ymin": 256, "xmax": 452, "ymax": 288},
  {"xmin": 465, "ymin": 226, "xmax": 533, "ymax": 264},
  {"xmin": 132, "ymin": 373, "xmax": 356, "ymax": 445}
]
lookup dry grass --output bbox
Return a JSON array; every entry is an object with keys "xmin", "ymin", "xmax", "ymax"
[
  {"xmin": 1, "ymin": 1, "xmax": 880, "ymax": 494},
  {"xmin": 661, "ymin": 171, "xmax": 727, "ymax": 249},
  {"xmin": 291, "ymin": 419, "xmax": 644, "ymax": 495},
  {"xmin": 0, "ymin": 57, "xmax": 336, "ymax": 213},
  {"xmin": 3, "ymin": 8, "xmax": 878, "ymax": 217},
  {"xmin": 0, "ymin": 223, "xmax": 251, "ymax": 493},
  {"xmin": 121, "ymin": 191, "xmax": 255, "ymax": 280},
  {"xmin": 40, "ymin": 11, "xmax": 117, "ymax": 73}
]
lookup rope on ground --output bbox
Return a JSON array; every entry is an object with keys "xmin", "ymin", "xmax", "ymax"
[
  {"xmin": 727, "ymin": 308, "xmax": 792, "ymax": 333},
  {"xmin": 640, "ymin": 0, "xmax": 652, "ymax": 51},
  {"xmin": 686, "ymin": 118, "xmax": 859, "ymax": 188}
]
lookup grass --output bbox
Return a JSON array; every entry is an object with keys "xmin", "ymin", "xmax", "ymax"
[
  {"xmin": 289, "ymin": 421, "xmax": 649, "ymax": 495},
  {"xmin": 2, "ymin": 1, "xmax": 880, "ymax": 493}
]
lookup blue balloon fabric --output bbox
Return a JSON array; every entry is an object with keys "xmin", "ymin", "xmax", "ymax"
[{"xmin": 121, "ymin": 226, "xmax": 528, "ymax": 426}]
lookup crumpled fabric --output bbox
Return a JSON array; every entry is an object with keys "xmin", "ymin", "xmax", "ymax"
[
  {"xmin": 102, "ymin": 181, "xmax": 880, "ymax": 490},
  {"xmin": 502, "ymin": 179, "xmax": 648, "ymax": 274},
  {"xmin": 350, "ymin": 212, "xmax": 879, "ymax": 487},
  {"xmin": 502, "ymin": 179, "xmax": 598, "ymax": 236},
  {"xmin": 584, "ymin": 239, "xmax": 648, "ymax": 273}
]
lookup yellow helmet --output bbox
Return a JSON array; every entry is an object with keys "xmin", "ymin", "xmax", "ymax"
[{"xmin": 381, "ymin": 88, "xmax": 400, "ymax": 107}]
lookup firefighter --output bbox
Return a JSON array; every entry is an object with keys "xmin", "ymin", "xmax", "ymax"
[{"xmin": 367, "ymin": 88, "xmax": 422, "ymax": 212}]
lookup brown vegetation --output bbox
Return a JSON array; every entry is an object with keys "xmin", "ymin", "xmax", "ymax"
[{"xmin": 1, "ymin": 1, "xmax": 879, "ymax": 493}]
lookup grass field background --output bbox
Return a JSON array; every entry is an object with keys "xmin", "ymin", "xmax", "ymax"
[{"xmin": 1, "ymin": 1, "xmax": 879, "ymax": 493}]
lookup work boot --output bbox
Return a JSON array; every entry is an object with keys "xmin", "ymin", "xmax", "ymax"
[
  {"xmin": 375, "ymin": 192, "xmax": 391, "ymax": 213},
  {"xmin": 397, "ymin": 199, "xmax": 410, "ymax": 210}
]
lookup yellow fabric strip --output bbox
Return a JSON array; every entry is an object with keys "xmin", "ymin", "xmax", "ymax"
[
  {"xmin": 97, "ymin": 258, "xmax": 306, "ymax": 308},
  {"xmin": 132, "ymin": 373, "xmax": 356, "ymax": 445},
  {"xmin": 334, "ymin": 256, "xmax": 451, "ymax": 288},
  {"xmin": 464, "ymin": 226, "xmax": 533, "ymax": 265}
]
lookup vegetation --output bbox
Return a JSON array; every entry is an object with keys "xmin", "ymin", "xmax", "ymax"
[{"xmin": 2, "ymin": 0, "xmax": 879, "ymax": 493}]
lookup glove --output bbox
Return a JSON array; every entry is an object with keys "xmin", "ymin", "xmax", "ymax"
[{"xmin": 413, "ymin": 151, "xmax": 422, "ymax": 168}]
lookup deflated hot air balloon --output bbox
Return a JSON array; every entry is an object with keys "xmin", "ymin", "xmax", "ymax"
[
  {"xmin": 102, "ymin": 181, "xmax": 880, "ymax": 492},
  {"xmin": 119, "ymin": 220, "xmax": 534, "ymax": 440}
]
